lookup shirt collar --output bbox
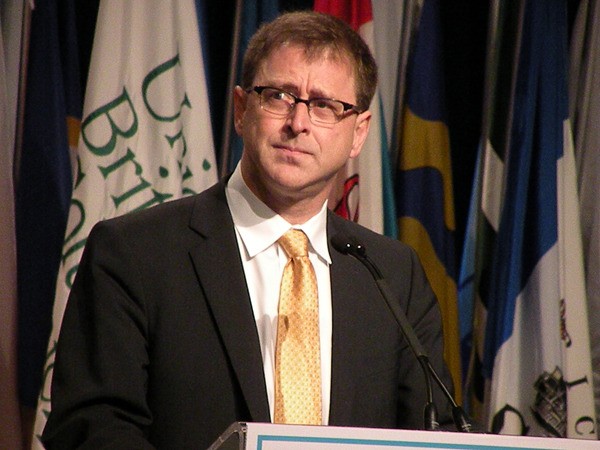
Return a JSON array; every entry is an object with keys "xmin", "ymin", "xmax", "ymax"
[{"xmin": 225, "ymin": 164, "xmax": 332, "ymax": 264}]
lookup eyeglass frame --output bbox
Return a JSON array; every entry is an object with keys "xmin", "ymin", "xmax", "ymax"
[{"xmin": 246, "ymin": 85, "xmax": 362, "ymax": 124}]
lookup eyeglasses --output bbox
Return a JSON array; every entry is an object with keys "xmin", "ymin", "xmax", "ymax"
[{"xmin": 247, "ymin": 86, "xmax": 360, "ymax": 125}]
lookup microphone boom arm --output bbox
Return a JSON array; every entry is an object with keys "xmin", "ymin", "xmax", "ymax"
[{"xmin": 332, "ymin": 236, "xmax": 472, "ymax": 433}]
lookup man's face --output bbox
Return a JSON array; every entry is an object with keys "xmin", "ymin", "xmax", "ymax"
[{"xmin": 234, "ymin": 44, "xmax": 371, "ymax": 211}]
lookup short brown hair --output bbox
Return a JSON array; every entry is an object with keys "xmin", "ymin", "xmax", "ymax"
[{"xmin": 241, "ymin": 10, "xmax": 378, "ymax": 112}]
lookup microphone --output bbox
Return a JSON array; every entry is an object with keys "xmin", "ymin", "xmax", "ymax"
[{"xmin": 331, "ymin": 233, "xmax": 472, "ymax": 433}]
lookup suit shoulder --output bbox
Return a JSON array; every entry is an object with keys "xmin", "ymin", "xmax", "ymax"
[
  {"xmin": 96, "ymin": 194, "xmax": 197, "ymax": 232},
  {"xmin": 94, "ymin": 181, "xmax": 224, "ymax": 234}
]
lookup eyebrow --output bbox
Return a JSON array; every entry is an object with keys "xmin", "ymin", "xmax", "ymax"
[{"xmin": 272, "ymin": 83, "xmax": 338, "ymax": 100}]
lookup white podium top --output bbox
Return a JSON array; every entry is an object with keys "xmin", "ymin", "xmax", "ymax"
[{"xmin": 213, "ymin": 422, "xmax": 599, "ymax": 450}]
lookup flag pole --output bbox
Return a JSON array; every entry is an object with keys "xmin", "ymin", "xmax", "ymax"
[
  {"xmin": 13, "ymin": 0, "xmax": 34, "ymax": 191},
  {"xmin": 219, "ymin": 0, "xmax": 243, "ymax": 179},
  {"xmin": 390, "ymin": 0, "xmax": 421, "ymax": 172}
]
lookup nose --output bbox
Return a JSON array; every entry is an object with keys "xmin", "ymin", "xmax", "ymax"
[{"xmin": 287, "ymin": 101, "xmax": 311, "ymax": 134}]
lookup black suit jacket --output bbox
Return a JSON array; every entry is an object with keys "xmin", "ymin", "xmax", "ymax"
[{"xmin": 42, "ymin": 180, "xmax": 452, "ymax": 449}]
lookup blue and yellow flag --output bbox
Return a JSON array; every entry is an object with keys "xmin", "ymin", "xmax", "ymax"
[{"xmin": 394, "ymin": 0, "xmax": 461, "ymax": 401}]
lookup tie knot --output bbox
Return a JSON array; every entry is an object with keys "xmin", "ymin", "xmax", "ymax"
[{"xmin": 278, "ymin": 229, "xmax": 309, "ymax": 258}]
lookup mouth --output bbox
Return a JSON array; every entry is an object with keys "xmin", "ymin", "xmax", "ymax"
[{"xmin": 275, "ymin": 144, "xmax": 311, "ymax": 156}]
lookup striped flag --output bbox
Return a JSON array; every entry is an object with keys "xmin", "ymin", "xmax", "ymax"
[
  {"xmin": 314, "ymin": 0, "xmax": 391, "ymax": 235},
  {"xmin": 394, "ymin": 0, "xmax": 462, "ymax": 401},
  {"xmin": 568, "ymin": 0, "xmax": 600, "ymax": 427},
  {"xmin": 32, "ymin": 0, "xmax": 218, "ymax": 446},
  {"xmin": 460, "ymin": 0, "xmax": 596, "ymax": 438},
  {"xmin": 458, "ymin": 0, "xmax": 520, "ymax": 419}
]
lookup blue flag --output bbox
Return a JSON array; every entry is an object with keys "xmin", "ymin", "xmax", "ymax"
[
  {"xmin": 16, "ymin": 0, "xmax": 81, "ymax": 410},
  {"xmin": 460, "ymin": 0, "xmax": 596, "ymax": 437}
]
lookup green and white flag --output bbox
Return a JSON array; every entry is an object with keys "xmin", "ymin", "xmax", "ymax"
[{"xmin": 32, "ymin": 0, "xmax": 217, "ymax": 445}]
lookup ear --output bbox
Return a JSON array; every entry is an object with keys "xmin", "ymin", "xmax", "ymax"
[
  {"xmin": 233, "ymin": 86, "xmax": 247, "ymax": 136},
  {"xmin": 349, "ymin": 110, "xmax": 371, "ymax": 159}
]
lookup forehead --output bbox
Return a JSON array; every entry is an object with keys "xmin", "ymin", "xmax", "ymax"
[{"xmin": 255, "ymin": 44, "xmax": 356, "ymax": 98}]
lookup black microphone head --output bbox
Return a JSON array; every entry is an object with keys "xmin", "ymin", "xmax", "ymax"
[
  {"xmin": 330, "ymin": 233, "xmax": 353, "ymax": 255},
  {"xmin": 331, "ymin": 233, "xmax": 352, "ymax": 255},
  {"xmin": 331, "ymin": 233, "xmax": 367, "ymax": 258}
]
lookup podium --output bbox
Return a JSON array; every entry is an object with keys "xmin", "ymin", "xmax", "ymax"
[{"xmin": 208, "ymin": 422, "xmax": 598, "ymax": 449}]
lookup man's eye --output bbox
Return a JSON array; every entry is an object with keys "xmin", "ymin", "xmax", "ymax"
[
  {"xmin": 312, "ymin": 99, "xmax": 335, "ymax": 110},
  {"xmin": 268, "ymin": 90, "xmax": 287, "ymax": 101}
]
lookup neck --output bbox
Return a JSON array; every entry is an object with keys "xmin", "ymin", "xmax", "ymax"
[
  {"xmin": 240, "ymin": 166, "xmax": 331, "ymax": 225},
  {"xmin": 260, "ymin": 189, "xmax": 327, "ymax": 225}
]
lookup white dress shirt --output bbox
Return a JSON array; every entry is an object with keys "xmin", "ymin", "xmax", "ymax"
[{"xmin": 225, "ymin": 165, "xmax": 332, "ymax": 424}]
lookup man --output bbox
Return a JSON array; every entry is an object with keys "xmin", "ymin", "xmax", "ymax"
[{"xmin": 42, "ymin": 10, "xmax": 453, "ymax": 449}]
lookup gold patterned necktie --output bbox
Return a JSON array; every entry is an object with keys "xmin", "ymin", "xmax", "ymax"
[{"xmin": 274, "ymin": 229, "xmax": 322, "ymax": 425}]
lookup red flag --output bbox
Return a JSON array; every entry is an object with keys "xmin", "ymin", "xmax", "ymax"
[{"xmin": 314, "ymin": 0, "xmax": 386, "ymax": 234}]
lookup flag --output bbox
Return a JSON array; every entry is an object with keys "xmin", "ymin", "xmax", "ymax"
[
  {"xmin": 32, "ymin": 0, "xmax": 218, "ymax": 446},
  {"xmin": 371, "ymin": 1, "xmax": 407, "ymax": 238},
  {"xmin": 461, "ymin": 0, "xmax": 596, "ymax": 437},
  {"xmin": 457, "ymin": 147, "xmax": 482, "ymax": 387},
  {"xmin": 16, "ymin": 2, "xmax": 81, "ymax": 429},
  {"xmin": 371, "ymin": 1, "xmax": 404, "ymax": 153},
  {"xmin": 314, "ymin": 0, "xmax": 391, "ymax": 235},
  {"xmin": 0, "ymin": 2, "xmax": 25, "ymax": 448},
  {"xmin": 220, "ymin": 0, "xmax": 279, "ymax": 176},
  {"xmin": 458, "ymin": 0, "xmax": 518, "ymax": 417},
  {"xmin": 568, "ymin": 0, "xmax": 600, "ymax": 427},
  {"xmin": 394, "ymin": 0, "xmax": 462, "ymax": 401}
]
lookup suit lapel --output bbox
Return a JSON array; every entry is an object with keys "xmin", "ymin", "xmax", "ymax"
[{"xmin": 187, "ymin": 182, "xmax": 270, "ymax": 422}]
